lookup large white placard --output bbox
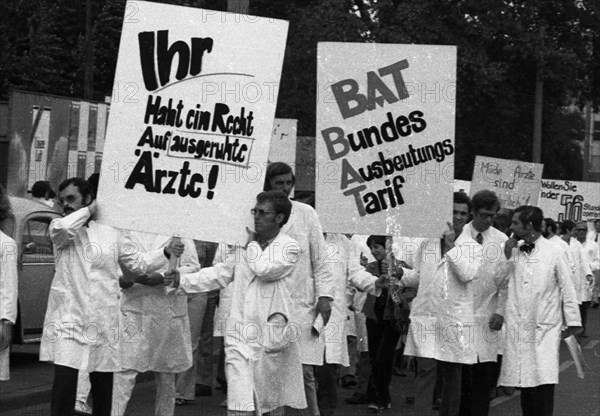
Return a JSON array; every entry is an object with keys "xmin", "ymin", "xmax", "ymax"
[
  {"xmin": 97, "ymin": 1, "xmax": 288, "ymax": 244},
  {"xmin": 470, "ymin": 156, "xmax": 543, "ymax": 209},
  {"xmin": 538, "ymin": 179, "xmax": 600, "ymax": 222},
  {"xmin": 316, "ymin": 43, "xmax": 456, "ymax": 238}
]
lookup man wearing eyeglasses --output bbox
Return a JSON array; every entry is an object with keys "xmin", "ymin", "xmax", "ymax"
[
  {"xmin": 263, "ymin": 162, "xmax": 336, "ymax": 416},
  {"xmin": 163, "ymin": 190, "xmax": 307, "ymax": 415},
  {"xmin": 454, "ymin": 189, "xmax": 510, "ymax": 416},
  {"xmin": 574, "ymin": 221, "xmax": 599, "ymax": 333}
]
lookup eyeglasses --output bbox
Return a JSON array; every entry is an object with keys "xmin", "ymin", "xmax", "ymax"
[
  {"xmin": 476, "ymin": 211, "xmax": 496, "ymax": 220},
  {"xmin": 250, "ymin": 208, "xmax": 276, "ymax": 217}
]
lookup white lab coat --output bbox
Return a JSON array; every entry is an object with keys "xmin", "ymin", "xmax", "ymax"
[
  {"xmin": 281, "ymin": 200, "xmax": 336, "ymax": 365},
  {"xmin": 212, "ymin": 244, "xmax": 238, "ymax": 337},
  {"xmin": 580, "ymin": 239, "xmax": 599, "ymax": 302},
  {"xmin": 566, "ymin": 238, "xmax": 593, "ymax": 303},
  {"xmin": 323, "ymin": 233, "xmax": 380, "ymax": 366},
  {"xmin": 402, "ymin": 235, "xmax": 492, "ymax": 364},
  {"xmin": 40, "ymin": 207, "xmax": 122, "ymax": 372},
  {"xmin": 179, "ymin": 232, "xmax": 307, "ymax": 414},
  {"xmin": 498, "ymin": 236, "xmax": 581, "ymax": 388},
  {"xmin": 117, "ymin": 231, "xmax": 199, "ymax": 373},
  {"xmin": 461, "ymin": 223, "xmax": 509, "ymax": 362},
  {"xmin": 0, "ymin": 231, "xmax": 18, "ymax": 380}
]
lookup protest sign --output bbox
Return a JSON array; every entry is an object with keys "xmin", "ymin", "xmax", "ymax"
[
  {"xmin": 268, "ymin": 118, "xmax": 297, "ymax": 166},
  {"xmin": 453, "ymin": 179, "xmax": 471, "ymax": 195},
  {"xmin": 316, "ymin": 43, "xmax": 456, "ymax": 238},
  {"xmin": 470, "ymin": 156, "xmax": 543, "ymax": 209},
  {"xmin": 269, "ymin": 118, "xmax": 297, "ymax": 197},
  {"xmin": 97, "ymin": 1, "xmax": 288, "ymax": 244},
  {"xmin": 538, "ymin": 179, "xmax": 600, "ymax": 222}
]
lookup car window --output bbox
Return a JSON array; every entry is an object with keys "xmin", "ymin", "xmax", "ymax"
[
  {"xmin": 0, "ymin": 217, "xmax": 15, "ymax": 238},
  {"xmin": 22, "ymin": 217, "xmax": 54, "ymax": 263}
]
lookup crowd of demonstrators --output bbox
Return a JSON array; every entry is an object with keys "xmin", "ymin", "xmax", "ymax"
[{"xmin": 2, "ymin": 165, "xmax": 599, "ymax": 416}]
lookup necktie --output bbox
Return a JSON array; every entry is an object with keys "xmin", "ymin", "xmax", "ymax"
[
  {"xmin": 475, "ymin": 233, "xmax": 483, "ymax": 245},
  {"xmin": 520, "ymin": 243, "xmax": 535, "ymax": 253}
]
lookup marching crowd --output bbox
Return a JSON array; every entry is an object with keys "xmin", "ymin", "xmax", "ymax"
[{"xmin": 0, "ymin": 161, "xmax": 599, "ymax": 416}]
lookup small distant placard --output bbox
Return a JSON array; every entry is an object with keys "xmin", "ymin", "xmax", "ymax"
[
  {"xmin": 268, "ymin": 118, "xmax": 297, "ymax": 166},
  {"xmin": 470, "ymin": 156, "xmax": 543, "ymax": 209},
  {"xmin": 538, "ymin": 179, "xmax": 600, "ymax": 222}
]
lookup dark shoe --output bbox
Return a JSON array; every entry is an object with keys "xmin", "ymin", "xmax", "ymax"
[
  {"xmin": 345, "ymin": 392, "xmax": 367, "ymax": 405},
  {"xmin": 195, "ymin": 384, "xmax": 212, "ymax": 396},
  {"xmin": 405, "ymin": 397, "xmax": 415, "ymax": 405},
  {"xmin": 175, "ymin": 398, "xmax": 192, "ymax": 406},
  {"xmin": 367, "ymin": 403, "xmax": 381, "ymax": 413},
  {"xmin": 341, "ymin": 375, "xmax": 359, "ymax": 388},
  {"xmin": 432, "ymin": 398, "xmax": 441, "ymax": 410}
]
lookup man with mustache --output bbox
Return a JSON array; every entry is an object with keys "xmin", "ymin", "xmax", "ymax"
[{"xmin": 40, "ymin": 178, "xmax": 121, "ymax": 416}]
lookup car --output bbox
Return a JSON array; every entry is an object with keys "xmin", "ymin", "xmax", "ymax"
[{"xmin": 0, "ymin": 196, "xmax": 60, "ymax": 343}]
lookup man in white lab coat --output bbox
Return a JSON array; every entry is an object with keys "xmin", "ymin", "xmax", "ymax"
[
  {"xmin": 263, "ymin": 162, "xmax": 336, "ymax": 416},
  {"xmin": 40, "ymin": 178, "xmax": 122, "ymax": 416},
  {"xmin": 499, "ymin": 206, "xmax": 581, "ymax": 416},
  {"xmin": 318, "ymin": 233, "xmax": 388, "ymax": 416},
  {"xmin": 575, "ymin": 221, "xmax": 599, "ymax": 336},
  {"xmin": 165, "ymin": 190, "xmax": 307, "ymax": 415},
  {"xmin": 112, "ymin": 232, "xmax": 200, "ymax": 416}
]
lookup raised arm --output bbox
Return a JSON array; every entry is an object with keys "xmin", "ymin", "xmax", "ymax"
[{"xmin": 49, "ymin": 207, "xmax": 91, "ymax": 249}]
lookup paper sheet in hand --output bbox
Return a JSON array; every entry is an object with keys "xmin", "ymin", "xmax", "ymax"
[{"xmin": 564, "ymin": 335, "xmax": 586, "ymax": 379}]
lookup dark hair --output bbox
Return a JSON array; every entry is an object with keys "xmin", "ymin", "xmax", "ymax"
[
  {"xmin": 595, "ymin": 219, "xmax": 600, "ymax": 226},
  {"xmin": 0, "ymin": 184, "xmax": 12, "ymax": 221},
  {"xmin": 560, "ymin": 220, "xmax": 576, "ymax": 234},
  {"xmin": 58, "ymin": 178, "xmax": 92, "ymax": 200},
  {"xmin": 471, "ymin": 189, "xmax": 500, "ymax": 213},
  {"xmin": 31, "ymin": 181, "xmax": 55, "ymax": 198},
  {"xmin": 544, "ymin": 218, "xmax": 557, "ymax": 234},
  {"xmin": 453, "ymin": 191, "xmax": 471, "ymax": 211},
  {"xmin": 256, "ymin": 190, "xmax": 292, "ymax": 226},
  {"xmin": 366, "ymin": 235, "xmax": 386, "ymax": 248},
  {"xmin": 263, "ymin": 162, "xmax": 295, "ymax": 191},
  {"xmin": 493, "ymin": 212, "xmax": 512, "ymax": 234},
  {"xmin": 514, "ymin": 205, "xmax": 543, "ymax": 232},
  {"xmin": 87, "ymin": 173, "xmax": 100, "ymax": 199}
]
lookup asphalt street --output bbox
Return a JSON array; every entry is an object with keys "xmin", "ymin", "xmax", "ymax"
[{"xmin": 1, "ymin": 308, "xmax": 598, "ymax": 416}]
